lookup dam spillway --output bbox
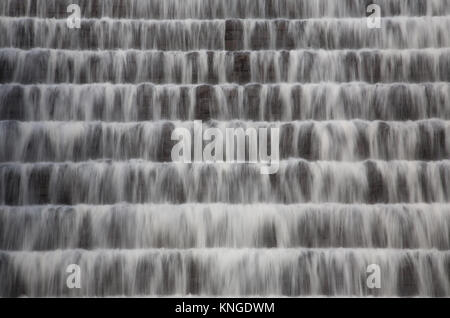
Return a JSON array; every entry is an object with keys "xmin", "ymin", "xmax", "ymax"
[{"xmin": 0, "ymin": 0, "xmax": 449, "ymax": 297}]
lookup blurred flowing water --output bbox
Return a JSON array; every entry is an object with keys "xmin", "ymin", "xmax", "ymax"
[{"xmin": 0, "ymin": 0, "xmax": 449, "ymax": 297}]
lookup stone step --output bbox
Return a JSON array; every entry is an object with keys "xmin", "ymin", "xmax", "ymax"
[
  {"xmin": 1, "ymin": 48, "xmax": 449, "ymax": 84},
  {"xmin": 0, "ymin": 120, "xmax": 448, "ymax": 162},
  {"xmin": 1, "ymin": 203, "xmax": 449, "ymax": 250},
  {"xmin": 1, "ymin": 248, "xmax": 449, "ymax": 297},
  {"xmin": 2, "ymin": 0, "xmax": 449, "ymax": 19},
  {"xmin": 2, "ymin": 83, "xmax": 449, "ymax": 121},
  {"xmin": 0, "ymin": 160, "xmax": 448, "ymax": 205}
]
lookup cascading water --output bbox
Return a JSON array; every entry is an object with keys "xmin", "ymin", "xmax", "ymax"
[{"xmin": 0, "ymin": 0, "xmax": 449, "ymax": 297}]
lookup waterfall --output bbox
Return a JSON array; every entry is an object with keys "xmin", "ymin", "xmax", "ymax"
[
  {"xmin": 1, "ymin": 160, "xmax": 449, "ymax": 204},
  {"xmin": 0, "ymin": 0, "xmax": 449, "ymax": 297},
  {"xmin": 2, "ymin": 83, "xmax": 450, "ymax": 121},
  {"xmin": 2, "ymin": 0, "xmax": 450, "ymax": 19},
  {"xmin": 1, "ymin": 249, "xmax": 449, "ymax": 297},
  {"xmin": 1, "ymin": 48, "xmax": 450, "ymax": 84},
  {"xmin": 1, "ymin": 204, "xmax": 450, "ymax": 250},
  {"xmin": 3, "ymin": 17, "xmax": 450, "ymax": 50},
  {"xmin": 0, "ymin": 120, "xmax": 449, "ymax": 161}
]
